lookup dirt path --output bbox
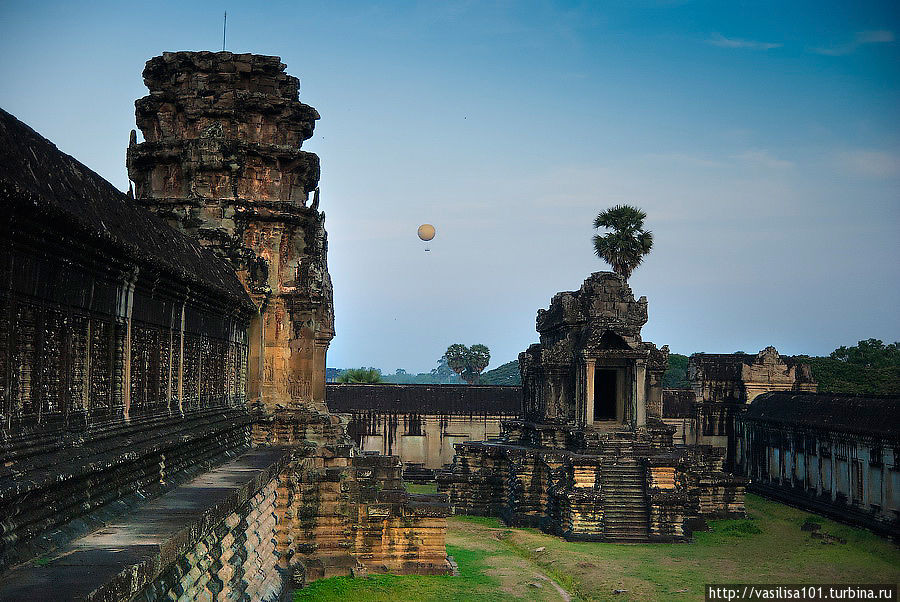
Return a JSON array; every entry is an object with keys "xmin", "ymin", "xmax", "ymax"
[
  {"xmin": 447, "ymin": 518, "xmax": 574, "ymax": 601},
  {"xmin": 533, "ymin": 572, "xmax": 573, "ymax": 601}
]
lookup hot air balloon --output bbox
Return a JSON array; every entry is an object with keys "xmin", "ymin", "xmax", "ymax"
[{"xmin": 417, "ymin": 224, "xmax": 435, "ymax": 251}]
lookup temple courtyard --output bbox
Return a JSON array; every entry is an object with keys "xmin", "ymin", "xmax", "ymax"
[{"xmin": 296, "ymin": 491, "xmax": 900, "ymax": 602}]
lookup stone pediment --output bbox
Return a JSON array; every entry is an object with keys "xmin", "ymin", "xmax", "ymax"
[
  {"xmin": 591, "ymin": 329, "xmax": 633, "ymax": 350},
  {"xmin": 536, "ymin": 272, "xmax": 648, "ymax": 344}
]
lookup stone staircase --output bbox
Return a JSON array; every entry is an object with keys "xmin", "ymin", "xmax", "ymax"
[
  {"xmin": 599, "ymin": 440, "xmax": 650, "ymax": 543},
  {"xmin": 402, "ymin": 462, "xmax": 437, "ymax": 484}
]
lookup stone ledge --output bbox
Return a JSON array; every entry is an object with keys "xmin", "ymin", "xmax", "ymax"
[
  {"xmin": 0, "ymin": 409, "xmax": 253, "ymax": 572},
  {"xmin": 0, "ymin": 448, "xmax": 288, "ymax": 602}
]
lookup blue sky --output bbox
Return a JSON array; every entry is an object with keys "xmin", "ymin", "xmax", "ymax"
[{"xmin": 2, "ymin": 1, "xmax": 898, "ymax": 373}]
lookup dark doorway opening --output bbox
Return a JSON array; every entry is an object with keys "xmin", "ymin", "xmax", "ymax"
[{"xmin": 594, "ymin": 369, "xmax": 617, "ymax": 420}]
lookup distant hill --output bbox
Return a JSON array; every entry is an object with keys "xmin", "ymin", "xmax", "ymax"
[
  {"xmin": 380, "ymin": 371, "xmax": 463, "ymax": 385},
  {"xmin": 479, "ymin": 360, "xmax": 521, "ymax": 385}
]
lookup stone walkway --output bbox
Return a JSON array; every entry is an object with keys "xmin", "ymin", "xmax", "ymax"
[{"xmin": 0, "ymin": 448, "xmax": 286, "ymax": 601}]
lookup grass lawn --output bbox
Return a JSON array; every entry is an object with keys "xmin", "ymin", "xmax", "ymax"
[
  {"xmin": 294, "ymin": 494, "xmax": 900, "ymax": 602},
  {"xmin": 406, "ymin": 482, "xmax": 439, "ymax": 494}
]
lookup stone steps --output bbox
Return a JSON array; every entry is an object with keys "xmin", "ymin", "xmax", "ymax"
[{"xmin": 600, "ymin": 457, "xmax": 650, "ymax": 542}]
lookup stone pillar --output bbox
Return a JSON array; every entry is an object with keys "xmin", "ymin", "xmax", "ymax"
[
  {"xmin": 635, "ymin": 360, "xmax": 646, "ymax": 427},
  {"xmin": 547, "ymin": 379, "xmax": 557, "ymax": 418},
  {"xmin": 120, "ymin": 268, "xmax": 138, "ymax": 420},
  {"xmin": 585, "ymin": 359, "xmax": 595, "ymax": 424},
  {"xmin": 310, "ymin": 339, "xmax": 329, "ymax": 412},
  {"xmin": 885, "ymin": 450, "xmax": 896, "ymax": 514},
  {"xmin": 830, "ymin": 441, "xmax": 837, "ymax": 502}
]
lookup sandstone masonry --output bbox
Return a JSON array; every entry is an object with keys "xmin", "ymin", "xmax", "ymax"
[
  {"xmin": 0, "ymin": 51, "xmax": 449, "ymax": 601},
  {"xmin": 437, "ymin": 272, "xmax": 746, "ymax": 542}
]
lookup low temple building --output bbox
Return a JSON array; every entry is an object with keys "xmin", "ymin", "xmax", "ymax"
[
  {"xmin": 437, "ymin": 272, "xmax": 746, "ymax": 542},
  {"xmin": 735, "ymin": 392, "xmax": 900, "ymax": 538},
  {"xmin": 0, "ymin": 52, "xmax": 449, "ymax": 601},
  {"xmin": 325, "ymin": 383, "xmax": 520, "ymax": 480},
  {"xmin": 661, "ymin": 348, "xmax": 817, "ymax": 468}
]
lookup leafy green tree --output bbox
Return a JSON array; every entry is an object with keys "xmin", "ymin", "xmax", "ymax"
[
  {"xmin": 592, "ymin": 205, "xmax": 653, "ymax": 280},
  {"xmin": 662, "ymin": 353, "xmax": 691, "ymax": 389},
  {"xmin": 830, "ymin": 339, "xmax": 900, "ymax": 368},
  {"xmin": 337, "ymin": 367, "xmax": 383, "ymax": 383},
  {"xmin": 430, "ymin": 355, "xmax": 456, "ymax": 383},
  {"xmin": 445, "ymin": 344, "xmax": 491, "ymax": 385}
]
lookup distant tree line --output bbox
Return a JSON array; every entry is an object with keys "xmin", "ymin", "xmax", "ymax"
[
  {"xmin": 660, "ymin": 340, "xmax": 899, "ymax": 395},
  {"xmin": 797, "ymin": 339, "xmax": 899, "ymax": 395},
  {"xmin": 328, "ymin": 340, "xmax": 898, "ymax": 394},
  {"xmin": 328, "ymin": 357, "xmax": 464, "ymax": 385}
]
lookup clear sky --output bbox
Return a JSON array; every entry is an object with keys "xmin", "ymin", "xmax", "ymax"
[{"xmin": 2, "ymin": 1, "xmax": 898, "ymax": 374}]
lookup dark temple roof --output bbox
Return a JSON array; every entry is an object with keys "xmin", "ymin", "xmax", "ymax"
[
  {"xmin": 662, "ymin": 389, "xmax": 696, "ymax": 418},
  {"xmin": 743, "ymin": 392, "xmax": 900, "ymax": 439},
  {"xmin": 326, "ymin": 384, "xmax": 521, "ymax": 416},
  {"xmin": 0, "ymin": 108, "xmax": 254, "ymax": 310}
]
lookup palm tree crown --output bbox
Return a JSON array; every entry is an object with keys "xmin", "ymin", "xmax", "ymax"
[{"xmin": 592, "ymin": 204, "xmax": 653, "ymax": 280}]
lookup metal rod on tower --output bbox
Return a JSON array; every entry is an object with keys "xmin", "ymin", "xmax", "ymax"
[{"xmin": 223, "ymin": 11, "xmax": 227, "ymax": 51}]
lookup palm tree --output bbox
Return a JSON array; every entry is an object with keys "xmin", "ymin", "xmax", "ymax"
[
  {"xmin": 445, "ymin": 344, "xmax": 491, "ymax": 385},
  {"xmin": 592, "ymin": 205, "xmax": 653, "ymax": 280}
]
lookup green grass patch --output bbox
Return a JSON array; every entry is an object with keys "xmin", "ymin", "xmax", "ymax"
[
  {"xmin": 710, "ymin": 519, "xmax": 763, "ymax": 537},
  {"xmin": 405, "ymin": 482, "xmax": 438, "ymax": 494},
  {"xmin": 452, "ymin": 514, "xmax": 504, "ymax": 528},
  {"xmin": 295, "ymin": 495, "xmax": 899, "ymax": 602},
  {"xmin": 293, "ymin": 545, "xmax": 506, "ymax": 601}
]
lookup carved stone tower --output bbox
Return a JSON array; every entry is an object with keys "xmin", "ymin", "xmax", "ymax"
[
  {"xmin": 519, "ymin": 271, "xmax": 669, "ymax": 432},
  {"xmin": 127, "ymin": 51, "xmax": 333, "ymax": 414},
  {"xmin": 439, "ymin": 272, "xmax": 746, "ymax": 542}
]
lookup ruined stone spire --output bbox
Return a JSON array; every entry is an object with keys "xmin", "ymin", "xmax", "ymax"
[{"xmin": 127, "ymin": 51, "xmax": 334, "ymax": 414}]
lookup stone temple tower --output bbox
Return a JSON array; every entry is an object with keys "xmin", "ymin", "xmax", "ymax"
[
  {"xmin": 127, "ymin": 51, "xmax": 333, "ymax": 417},
  {"xmin": 439, "ymin": 272, "xmax": 746, "ymax": 542}
]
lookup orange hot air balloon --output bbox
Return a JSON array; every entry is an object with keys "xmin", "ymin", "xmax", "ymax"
[{"xmin": 417, "ymin": 224, "xmax": 435, "ymax": 251}]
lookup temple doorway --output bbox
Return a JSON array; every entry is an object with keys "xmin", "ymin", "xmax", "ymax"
[{"xmin": 594, "ymin": 369, "xmax": 618, "ymax": 421}]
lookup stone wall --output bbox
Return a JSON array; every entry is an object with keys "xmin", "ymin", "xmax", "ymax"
[
  {"xmin": 689, "ymin": 347, "xmax": 817, "ymax": 406},
  {"xmin": 326, "ymin": 384, "xmax": 520, "ymax": 473},
  {"xmin": 0, "ymin": 449, "xmax": 287, "ymax": 601},
  {"xmin": 0, "ymin": 107, "xmax": 256, "ymax": 574},
  {"xmin": 276, "ymin": 452, "xmax": 450, "ymax": 581},
  {"xmin": 138, "ymin": 472, "xmax": 283, "ymax": 601}
]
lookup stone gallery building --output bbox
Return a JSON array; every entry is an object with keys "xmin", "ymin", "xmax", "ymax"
[
  {"xmin": 735, "ymin": 392, "xmax": 900, "ymax": 538},
  {"xmin": 661, "ymin": 347, "xmax": 818, "ymax": 468},
  {"xmin": 326, "ymin": 383, "xmax": 520, "ymax": 479},
  {"xmin": 0, "ymin": 52, "xmax": 449, "ymax": 601},
  {"xmin": 438, "ymin": 272, "xmax": 746, "ymax": 542}
]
